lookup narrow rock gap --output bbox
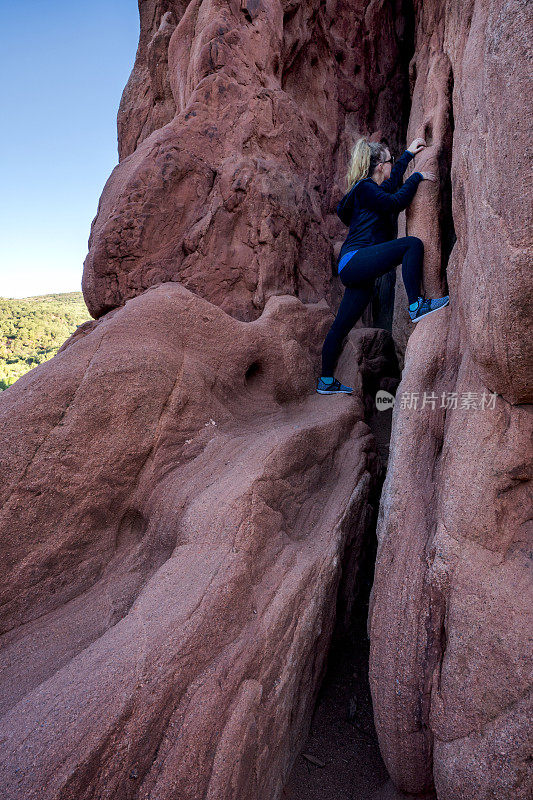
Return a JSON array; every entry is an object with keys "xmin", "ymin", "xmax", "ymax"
[
  {"xmin": 283, "ymin": 329, "xmax": 401, "ymax": 799},
  {"xmin": 283, "ymin": 370, "xmax": 394, "ymax": 800},
  {"xmin": 439, "ymin": 68, "xmax": 456, "ymax": 290},
  {"xmin": 398, "ymin": 0, "xmax": 417, "ymax": 147},
  {"xmin": 284, "ymin": 3, "xmax": 420, "ymax": 793}
]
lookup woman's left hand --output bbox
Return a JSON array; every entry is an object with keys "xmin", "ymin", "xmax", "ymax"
[{"xmin": 407, "ymin": 138, "xmax": 426, "ymax": 155}]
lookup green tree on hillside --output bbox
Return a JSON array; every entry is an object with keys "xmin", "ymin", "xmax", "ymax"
[{"xmin": 0, "ymin": 293, "xmax": 92, "ymax": 390}]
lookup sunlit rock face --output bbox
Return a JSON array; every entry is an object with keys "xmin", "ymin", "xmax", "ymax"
[
  {"xmin": 369, "ymin": 2, "xmax": 533, "ymax": 799},
  {"xmin": 3, "ymin": 2, "xmax": 414, "ymax": 797},
  {"xmin": 0, "ymin": 283, "xmax": 395, "ymax": 799},
  {"xmin": 1, "ymin": 1, "xmax": 531, "ymax": 799},
  {"xmin": 82, "ymin": 0, "xmax": 413, "ymax": 320}
]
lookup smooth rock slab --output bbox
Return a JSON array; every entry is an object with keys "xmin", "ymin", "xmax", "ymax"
[{"xmin": 0, "ymin": 285, "xmax": 384, "ymax": 800}]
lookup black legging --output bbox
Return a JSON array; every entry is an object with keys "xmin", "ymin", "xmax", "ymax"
[{"xmin": 321, "ymin": 236, "xmax": 423, "ymax": 376}]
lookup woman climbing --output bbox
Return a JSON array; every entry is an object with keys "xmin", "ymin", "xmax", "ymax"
[{"xmin": 317, "ymin": 137, "xmax": 449, "ymax": 395}]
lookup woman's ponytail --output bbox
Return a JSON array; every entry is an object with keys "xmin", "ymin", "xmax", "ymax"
[{"xmin": 345, "ymin": 137, "xmax": 388, "ymax": 190}]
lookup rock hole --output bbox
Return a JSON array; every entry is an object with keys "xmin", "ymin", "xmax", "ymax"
[
  {"xmin": 245, "ymin": 361, "xmax": 262, "ymax": 385},
  {"xmin": 424, "ymin": 121, "xmax": 433, "ymax": 146},
  {"xmin": 335, "ymin": 51, "xmax": 344, "ymax": 64},
  {"xmin": 283, "ymin": 5, "xmax": 299, "ymax": 27},
  {"xmin": 240, "ymin": 0, "xmax": 260, "ymax": 23},
  {"xmin": 115, "ymin": 510, "xmax": 147, "ymax": 554}
]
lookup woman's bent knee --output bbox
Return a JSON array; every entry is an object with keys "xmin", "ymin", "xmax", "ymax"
[{"xmin": 405, "ymin": 235, "xmax": 424, "ymax": 250}]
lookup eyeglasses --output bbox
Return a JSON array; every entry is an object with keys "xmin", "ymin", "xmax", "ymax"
[{"xmin": 383, "ymin": 156, "xmax": 394, "ymax": 164}]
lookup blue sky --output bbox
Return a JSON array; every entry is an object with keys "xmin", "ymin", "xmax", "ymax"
[{"xmin": 0, "ymin": 1, "xmax": 140, "ymax": 298}]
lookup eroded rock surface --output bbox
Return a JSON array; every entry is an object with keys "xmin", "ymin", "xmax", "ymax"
[
  {"xmin": 369, "ymin": 2, "xmax": 533, "ymax": 799},
  {"xmin": 0, "ymin": 285, "xmax": 390, "ymax": 799},
  {"xmin": 83, "ymin": 0, "xmax": 413, "ymax": 320},
  {"xmin": 2, "ymin": 1, "xmax": 531, "ymax": 799}
]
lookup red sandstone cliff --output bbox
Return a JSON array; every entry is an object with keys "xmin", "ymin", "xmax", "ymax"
[
  {"xmin": 0, "ymin": 285, "xmax": 395, "ymax": 798},
  {"xmin": 1, "ymin": 1, "xmax": 531, "ymax": 799},
  {"xmin": 82, "ymin": 0, "xmax": 412, "ymax": 321},
  {"xmin": 369, "ymin": 2, "xmax": 533, "ymax": 798}
]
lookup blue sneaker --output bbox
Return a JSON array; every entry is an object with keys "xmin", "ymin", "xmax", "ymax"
[
  {"xmin": 316, "ymin": 377, "xmax": 353, "ymax": 395},
  {"xmin": 409, "ymin": 295, "xmax": 449, "ymax": 323}
]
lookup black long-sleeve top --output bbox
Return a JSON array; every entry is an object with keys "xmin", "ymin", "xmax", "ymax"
[{"xmin": 336, "ymin": 150, "xmax": 423, "ymax": 260}]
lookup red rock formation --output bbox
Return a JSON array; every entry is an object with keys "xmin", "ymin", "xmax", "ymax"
[
  {"xmin": 369, "ymin": 2, "xmax": 533, "ymax": 798},
  {"xmin": 83, "ymin": 0, "xmax": 413, "ymax": 320},
  {"xmin": 2, "ymin": 1, "xmax": 531, "ymax": 799},
  {"xmin": 0, "ymin": 284, "xmax": 395, "ymax": 799},
  {"xmin": 2, "ymin": 2, "xmax": 414, "ymax": 796}
]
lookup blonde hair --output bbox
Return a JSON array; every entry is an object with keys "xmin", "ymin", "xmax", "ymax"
[{"xmin": 346, "ymin": 138, "xmax": 388, "ymax": 190}]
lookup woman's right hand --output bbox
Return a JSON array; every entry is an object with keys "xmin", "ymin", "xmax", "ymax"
[{"xmin": 419, "ymin": 171, "xmax": 438, "ymax": 182}]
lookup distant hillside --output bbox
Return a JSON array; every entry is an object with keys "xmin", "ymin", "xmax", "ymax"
[{"xmin": 0, "ymin": 292, "xmax": 92, "ymax": 390}]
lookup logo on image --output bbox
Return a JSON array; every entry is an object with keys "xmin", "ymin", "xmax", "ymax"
[{"xmin": 375, "ymin": 390, "xmax": 395, "ymax": 411}]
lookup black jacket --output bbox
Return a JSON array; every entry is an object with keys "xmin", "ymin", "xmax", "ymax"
[{"xmin": 336, "ymin": 150, "xmax": 423, "ymax": 260}]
